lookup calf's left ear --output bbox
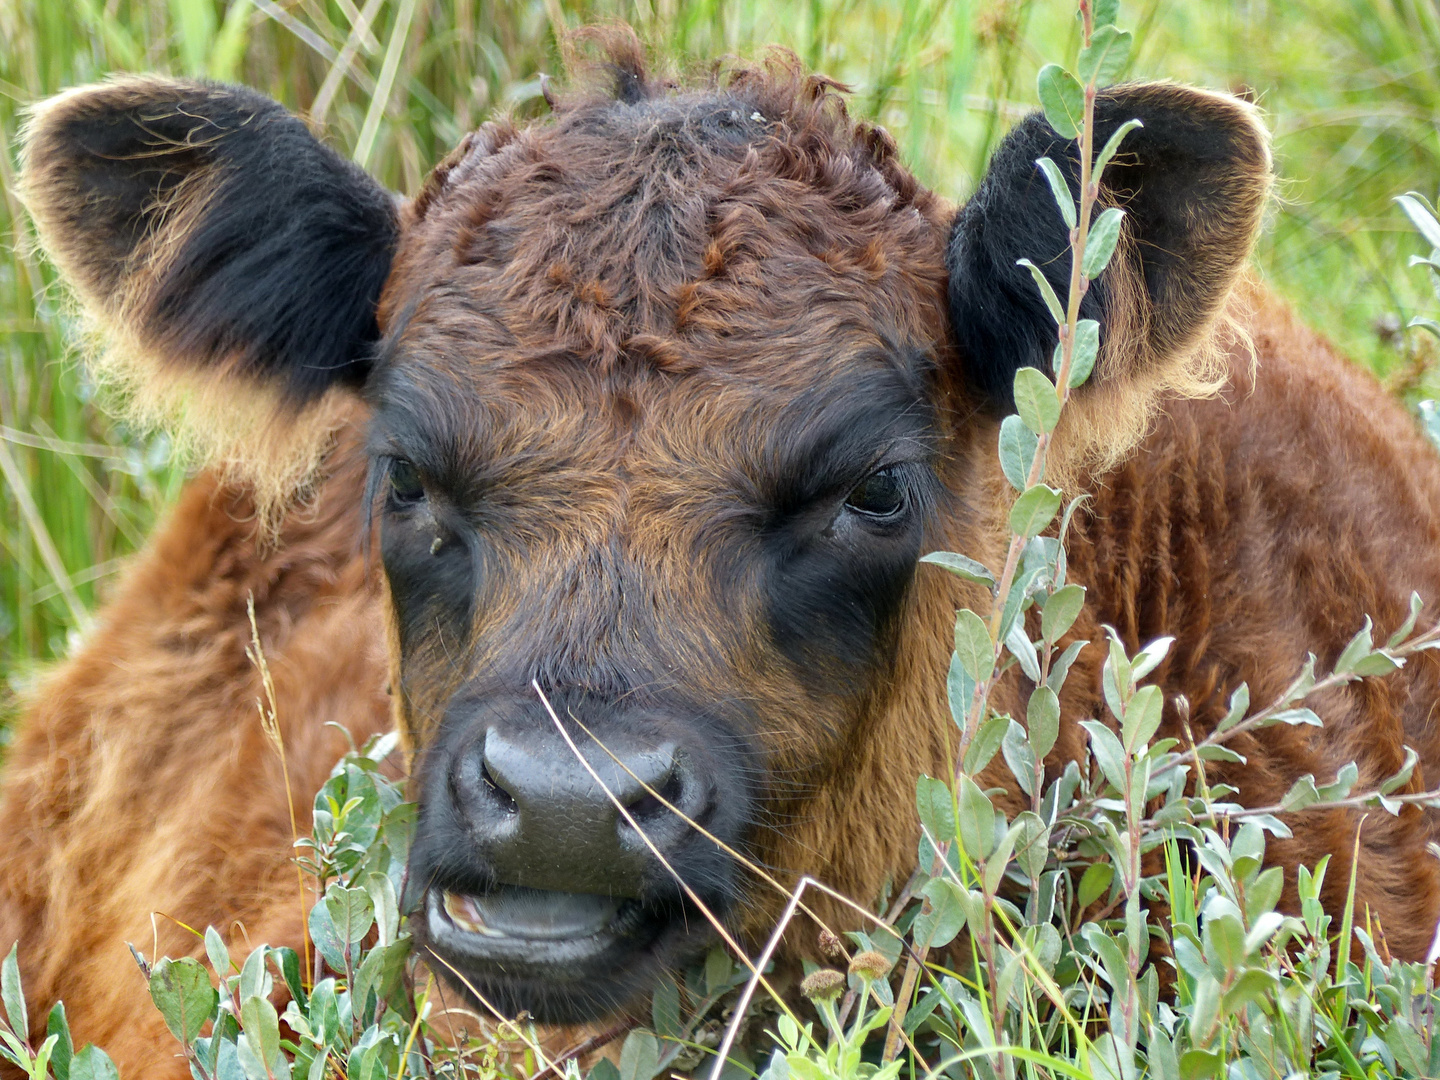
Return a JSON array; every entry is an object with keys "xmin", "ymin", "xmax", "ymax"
[
  {"xmin": 20, "ymin": 77, "xmax": 398, "ymax": 508},
  {"xmin": 948, "ymin": 82, "xmax": 1271, "ymax": 449}
]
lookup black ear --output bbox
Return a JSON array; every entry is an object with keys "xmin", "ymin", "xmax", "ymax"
[
  {"xmin": 947, "ymin": 82, "xmax": 1271, "ymax": 413},
  {"xmin": 20, "ymin": 76, "xmax": 398, "ymax": 407}
]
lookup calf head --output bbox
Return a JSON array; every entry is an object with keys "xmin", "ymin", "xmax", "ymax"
[{"xmin": 21, "ymin": 36, "xmax": 1268, "ymax": 1022}]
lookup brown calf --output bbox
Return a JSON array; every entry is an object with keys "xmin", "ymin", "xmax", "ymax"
[{"xmin": 7, "ymin": 31, "xmax": 1440, "ymax": 1076}]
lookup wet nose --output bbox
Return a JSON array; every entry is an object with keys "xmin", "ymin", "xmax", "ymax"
[{"xmin": 451, "ymin": 723, "xmax": 699, "ymax": 896}]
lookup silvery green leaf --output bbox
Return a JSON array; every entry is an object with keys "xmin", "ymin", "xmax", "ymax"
[
  {"xmin": 1013, "ymin": 365, "xmax": 1061, "ymax": 435},
  {"xmin": 1317, "ymin": 760, "xmax": 1359, "ymax": 801},
  {"xmin": 1333, "ymin": 617, "xmax": 1375, "ymax": 675},
  {"xmin": 1122, "ymin": 684, "xmax": 1164, "ymax": 754},
  {"xmin": 234, "ymin": 1034, "xmax": 271, "ymax": 1080},
  {"xmin": 1384, "ymin": 1018, "xmax": 1429, "ymax": 1076},
  {"xmin": 1244, "ymin": 915, "xmax": 1290, "ymax": 956},
  {"xmin": 954, "ymin": 608, "xmax": 994, "ymax": 683},
  {"xmin": 901, "ymin": 989, "xmax": 943, "ymax": 1037},
  {"xmin": 1005, "ymin": 621, "xmax": 1042, "ymax": 683},
  {"xmin": 1352, "ymin": 650, "xmax": 1402, "ymax": 676},
  {"xmin": 915, "ymin": 775, "xmax": 956, "ymax": 849},
  {"xmin": 308, "ymin": 979, "xmax": 340, "ymax": 1050},
  {"xmin": 1066, "ymin": 318, "xmax": 1101, "ymax": 387},
  {"xmin": 1220, "ymin": 968, "xmax": 1276, "ymax": 1017},
  {"xmin": 1196, "ymin": 744, "xmax": 1246, "ymax": 763},
  {"xmin": 45, "ymin": 1003, "xmax": 71, "ymax": 1080},
  {"xmin": 240, "ymin": 996, "xmax": 280, "ymax": 1075},
  {"xmin": 957, "ymin": 776, "xmax": 996, "ymax": 861},
  {"xmin": 913, "ymin": 879, "xmax": 967, "ymax": 950},
  {"xmin": 1093, "ymin": 118, "xmax": 1143, "ymax": 181},
  {"xmin": 1022, "ymin": 534, "xmax": 1062, "ymax": 577},
  {"xmin": 204, "ymin": 927, "xmax": 230, "ymax": 983},
  {"xmin": 1411, "ymin": 316, "xmax": 1440, "ymax": 340},
  {"xmin": 269, "ymin": 947, "xmax": 305, "ymax": 1013},
  {"xmin": 238, "ymin": 945, "xmax": 270, "ymax": 1004},
  {"xmin": 1002, "ymin": 719, "xmax": 1038, "ymax": 796},
  {"xmin": 1397, "ymin": 192, "xmax": 1440, "ymax": 251},
  {"xmin": 948, "ymin": 652, "xmax": 976, "ymax": 729},
  {"xmin": 1130, "ymin": 635, "xmax": 1174, "ymax": 681},
  {"xmin": 1379, "ymin": 745, "xmax": 1420, "ymax": 793},
  {"xmin": 1282, "ymin": 654, "xmax": 1318, "ymax": 704},
  {"xmin": 1036, "ymin": 63, "xmax": 1084, "ymax": 139},
  {"xmin": 67, "ymin": 1046, "xmax": 119, "ymax": 1080},
  {"xmin": 1081, "ymin": 720, "xmax": 1128, "ymax": 792},
  {"xmin": 1010, "ymin": 484, "xmax": 1062, "ymax": 539},
  {"xmin": 1246, "ymin": 866, "xmax": 1284, "ymax": 922},
  {"xmin": 351, "ymin": 942, "xmax": 406, "ymax": 1024},
  {"xmin": 149, "ymin": 957, "xmax": 217, "ymax": 1044},
  {"xmin": 1279, "ymin": 777, "xmax": 1320, "ymax": 815},
  {"xmin": 919, "ymin": 551, "xmax": 997, "ymax": 590},
  {"xmin": 1, "ymin": 944, "xmax": 24, "ymax": 1044},
  {"xmin": 1047, "ymin": 639, "xmax": 1087, "ymax": 693},
  {"xmin": 619, "ymin": 1029, "xmax": 661, "ymax": 1080},
  {"xmin": 1017, "ymin": 257, "xmax": 1066, "ymax": 323},
  {"xmin": 1012, "ymin": 811, "xmax": 1050, "ymax": 880},
  {"xmin": 1090, "ymin": 1034, "xmax": 1137, "ymax": 1080},
  {"xmin": 29, "ymin": 1035, "xmax": 57, "ymax": 1080},
  {"xmin": 1041, "ymin": 583, "xmax": 1086, "ymax": 643},
  {"xmin": 1231, "ymin": 819, "xmax": 1265, "ymax": 866},
  {"xmin": 1092, "ymin": 0, "xmax": 1120, "ymax": 28},
  {"xmin": 325, "ymin": 884, "xmax": 375, "ymax": 947},
  {"xmin": 1202, "ymin": 907, "xmax": 1247, "ymax": 974},
  {"xmin": 308, "ymin": 903, "xmax": 347, "ymax": 973},
  {"xmin": 1387, "ymin": 591, "xmax": 1424, "ymax": 647},
  {"xmin": 1027, "ymin": 685, "xmax": 1061, "ymax": 759},
  {"xmin": 1082, "ymin": 206, "xmax": 1126, "ymax": 279},
  {"xmin": 1215, "ymin": 683, "xmax": 1250, "ymax": 734},
  {"xmin": 964, "ymin": 715, "xmax": 1011, "ymax": 774},
  {"xmin": 1035, "ymin": 156, "xmax": 1076, "ymax": 229},
  {"xmin": 990, "ymin": 946, "xmax": 1024, "ymax": 1013},
  {"xmin": 997, "ymin": 559, "xmax": 1048, "ymax": 645},
  {"xmin": 1081, "ymin": 924, "xmax": 1130, "ymax": 992},
  {"xmin": 999, "ymin": 414, "xmax": 1039, "ymax": 491},
  {"xmin": 1148, "ymin": 1025, "xmax": 1179, "ymax": 1080},
  {"xmin": 363, "ymin": 872, "xmax": 398, "ymax": 947},
  {"xmin": 1077, "ymin": 24, "xmax": 1132, "ymax": 86},
  {"xmin": 1264, "ymin": 707, "xmax": 1321, "ymax": 728}
]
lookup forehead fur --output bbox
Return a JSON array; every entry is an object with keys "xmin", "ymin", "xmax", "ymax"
[{"xmin": 379, "ymin": 27, "xmax": 952, "ymax": 377}]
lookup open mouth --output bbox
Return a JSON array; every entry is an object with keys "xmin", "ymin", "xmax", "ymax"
[{"xmin": 423, "ymin": 885, "xmax": 664, "ymax": 970}]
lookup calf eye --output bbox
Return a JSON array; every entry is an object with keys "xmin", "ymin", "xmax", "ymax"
[
  {"xmin": 389, "ymin": 459, "xmax": 425, "ymax": 503},
  {"xmin": 845, "ymin": 466, "xmax": 906, "ymax": 520}
]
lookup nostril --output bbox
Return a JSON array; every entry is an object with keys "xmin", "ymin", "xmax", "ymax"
[
  {"xmin": 624, "ymin": 766, "xmax": 689, "ymax": 823},
  {"xmin": 482, "ymin": 760, "xmax": 519, "ymax": 814}
]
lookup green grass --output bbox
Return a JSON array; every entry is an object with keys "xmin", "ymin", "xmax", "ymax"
[{"xmin": 3, "ymin": 0, "xmax": 1439, "ymax": 716}]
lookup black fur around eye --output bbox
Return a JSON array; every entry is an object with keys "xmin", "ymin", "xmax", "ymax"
[
  {"xmin": 845, "ymin": 466, "xmax": 907, "ymax": 520},
  {"xmin": 389, "ymin": 459, "xmax": 425, "ymax": 503}
]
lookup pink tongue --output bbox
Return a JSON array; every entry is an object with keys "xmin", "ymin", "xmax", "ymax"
[{"xmin": 450, "ymin": 887, "xmax": 622, "ymax": 940}]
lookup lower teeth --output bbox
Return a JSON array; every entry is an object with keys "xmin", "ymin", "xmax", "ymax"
[{"xmin": 443, "ymin": 891, "xmax": 495, "ymax": 935}]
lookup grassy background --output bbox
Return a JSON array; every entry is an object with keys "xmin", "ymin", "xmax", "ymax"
[{"xmin": 2, "ymin": 0, "xmax": 1439, "ymax": 720}]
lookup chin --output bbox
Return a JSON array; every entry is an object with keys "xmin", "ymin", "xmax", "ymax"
[{"xmin": 413, "ymin": 884, "xmax": 716, "ymax": 1023}]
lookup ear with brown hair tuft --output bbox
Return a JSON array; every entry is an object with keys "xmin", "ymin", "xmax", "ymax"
[
  {"xmin": 19, "ymin": 76, "xmax": 398, "ymax": 508},
  {"xmin": 947, "ymin": 82, "xmax": 1271, "ymax": 441}
]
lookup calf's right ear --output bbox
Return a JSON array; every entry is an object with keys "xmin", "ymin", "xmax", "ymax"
[
  {"xmin": 947, "ymin": 83, "xmax": 1271, "ymax": 470},
  {"xmin": 20, "ymin": 77, "xmax": 398, "ymax": 505}
]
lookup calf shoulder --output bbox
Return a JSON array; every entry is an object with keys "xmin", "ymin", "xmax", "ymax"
[{"xmin": 0, "ymin": 424, "xmax": 389, "ymax": 1074}]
